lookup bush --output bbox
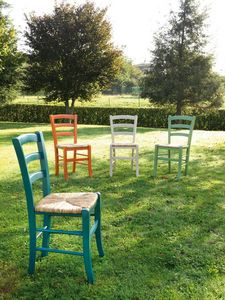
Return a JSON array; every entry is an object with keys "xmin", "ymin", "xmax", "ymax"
[{"xmin": 0, "ymin": 104, "xmax": 225, "ymax": 130}]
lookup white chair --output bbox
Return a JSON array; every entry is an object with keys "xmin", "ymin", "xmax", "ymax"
[{"xmin": 109, "ymin": 115, "xmax": 139, "ymax": 177}]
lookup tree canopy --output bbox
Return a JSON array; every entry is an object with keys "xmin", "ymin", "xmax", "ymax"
[
  {"xmin": 141, "ymin": 0, "xmax": 225, "ymax": 114},
  {"xmin": 0, "ymin": 0, "xmax": 23, "ymax": 104},
  {"xmin": 104, "ymin": 58, "xmax": 143, "ymax": 95},
  {"xmin": 24, "ymin": 1, "xmax": 122, "ymax": 113}
]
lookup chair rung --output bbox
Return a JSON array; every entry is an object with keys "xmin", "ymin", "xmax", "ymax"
[
  {"xmin": 36, "ymin": 247, "xmax": 83, "ymax": 256},
  {"xmin": 90, "ymin": 220, "xmax": 98, "ymax": 236},
  {"xmin": 36, "ymin": 228, "xmax": 83, "ymax": 236},
  {"xmin": 157, "ymin": 157, "xmax": 186, "ymax": 162}
]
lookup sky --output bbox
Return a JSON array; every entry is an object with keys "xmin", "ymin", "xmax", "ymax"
[{"xmin": 6, "ymin": 0, "xmax": 225, "ymax": 74}]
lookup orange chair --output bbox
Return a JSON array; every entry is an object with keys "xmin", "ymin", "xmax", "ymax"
[{"xmin": 50, "ymin": 114, "xmax": 92, "ymax": 180}]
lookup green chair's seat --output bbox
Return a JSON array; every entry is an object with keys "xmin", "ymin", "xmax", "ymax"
[
  {"xmin": 156, "ymin": 143, "xmax": 188, "ymax": 149},
  {"xmin": 35, "ymin": 192, "xmax": 98, "ymax": 214}
]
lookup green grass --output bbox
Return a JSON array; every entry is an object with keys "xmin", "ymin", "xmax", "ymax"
[
  {"xmin": 1, "ymin": 122, "xmax": 225, "ymax": 299},
  {"xmin": 12, "ymin": 94, "xmax": 151, "ymax": 108}
]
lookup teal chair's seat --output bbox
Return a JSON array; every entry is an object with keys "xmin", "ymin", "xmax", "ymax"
[{"xmin": 35, "ymin": 192, "xmax": 98, "ymax": 214}]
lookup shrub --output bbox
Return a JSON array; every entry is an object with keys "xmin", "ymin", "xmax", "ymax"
[{"xmin": 0, "ymin": 104, "xmax": 225, "ymax": 130}]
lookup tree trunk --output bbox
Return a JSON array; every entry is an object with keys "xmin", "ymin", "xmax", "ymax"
[
  {"xmin": 70, "ymin": 99, "xmax": 75, "ymax": 114},
  {"xmin": 176, "ymin": 99, "xmax": 182, "ymax": 115},
  {"xmin": 65, "ymin": 100, "xmax": 70, "ymax": 114}
]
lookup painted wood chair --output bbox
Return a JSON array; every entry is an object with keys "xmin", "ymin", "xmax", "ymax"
[
  {"xmin": 110, "ymin": 115, "xmax": 139, "ymax": 176},
  {"xmin": 50, "ymin": 114, "xmax": 92, "ymax": 180},
  {"xmin": 12, "ymin": 131, "xmax": 104, "ymax": 284},
  {"xmin": 153, "ymin": 115, "xmax": 196, "ymax": 179}
]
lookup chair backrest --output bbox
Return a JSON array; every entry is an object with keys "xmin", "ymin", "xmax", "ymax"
[
  {"xmin": 110, "ymin": 115, "xmax": 138, "ymax": 143},
  {"xmin": 168, "ymin": 115, "xmax": 196, "ymax": 147},
  {"xmin": 50, "ymin": 114, "xmax": 78, "ymax": 147},
  {"xmin": 12, "ymin": 132, "xmax": 51, "ymax": 217}
]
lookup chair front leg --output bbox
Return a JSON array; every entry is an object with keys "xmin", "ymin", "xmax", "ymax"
[
  {"xmin": 82, "ymin": 208, "xmax": 94, "ymax": 284},
  {"xmin": 95, "ymin": 193, "xmax": 104, "ymax": 257},
  {"xmin": 41, "ymin": 214, "xmax": 51, "ymax": 257},
  {"xmin": 131, "ymin": 148, "xmax": 134, "ymax": 169},
  {"xmin": 177, "ymin": 147, "xmax": 183, "ymax": 180},
  {"xmin": 72, "ymin": 149, "xmax": 77, "ymax": 173},
  {"xmin": 63, "ymin": 148, "xmax": 69, "ymax": 180},
  {"xmin": 185, "ymin": 148, "xmax": 190, "ymax": 176}
]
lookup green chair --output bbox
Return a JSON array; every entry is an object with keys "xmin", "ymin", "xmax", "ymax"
[
  {"xmin": 153, "ymin": 115, "xmax": 196, "ymax": 179},
  {"xmin": 12, "ymin": 131, "xmax": 104, "ymax": 284}
]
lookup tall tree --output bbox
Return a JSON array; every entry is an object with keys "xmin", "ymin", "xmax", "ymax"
[
  {"xmin": 0, "ymin": 0, "xmax": 23, "ymax": 104},
  {"xmin": 24, "ymin": 1, "xmax": 122, "ymax": 113},
  {"xmin": 141, "ymin": 0, "xmax": 225, "ymax": 114}
]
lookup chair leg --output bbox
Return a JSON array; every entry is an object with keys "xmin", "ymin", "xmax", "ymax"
[
  {"xmin": 41, "ymin": 214, "xmax": 51, "ymax": 257},
  {"xmin": 72, "ymin": 150, "xmax": 77, "ymax": 173},
  {"xmin": 185, "ymin": 149, "xmax": 190, "ymax": 176},
  {"xmin": 135, "ymin": 146, "xmax": 139, "ymax": 176},
  {"xmin": 168, "ymin": 149, "xmax": 171, "ymax": 173},
  {"xmin": 95, "ymin": 193, "xmax": 104, "ymax": 257},
  {"xmin": 55, "ymin": 149, "xmax": 59, "ymax": 176},
  {"xmin": 177, "ymin": 148, "xmax": 182, "ymax": 180},
  {"xmin": 131, "ymin": 148, "xmax": 134, "ymax": 169},
  {"xmin": 82, "ymin": 209, "xmax": 94, "ymax": 284},
  {"xmin": 88, "ymin": 146, "xmax": 92, "ymax": 177},
  {"xmin": 153, "ymin": 145, "xmax": 159, "ymax": 177},
  {"xmin": 110, "ymin": 146, "xmax": 113, "ymax": 177},
  {"xmin": 28, "ymin": 218, "xmax": 36, "ymax": 274},
  {"xmin": 63, "ymin": 149, "xmax": 69, "ymax": 180}
]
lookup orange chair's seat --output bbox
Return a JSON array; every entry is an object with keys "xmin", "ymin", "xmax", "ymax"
[
  {"xmin": 35, "ymin": 192, "xmax": 97, "ymax": 214},
  {"xmin": 57, "ymin": 143, "xmax": 89, "ymax": 149}
]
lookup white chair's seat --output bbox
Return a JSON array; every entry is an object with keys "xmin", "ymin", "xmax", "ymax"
[
  {"xmin": 111, "ymin": 143, "xmax": 138, "ymax": 148},
  {"xmin": 35, "ymin": 192, "xmax": 97, "ymax": 214}
]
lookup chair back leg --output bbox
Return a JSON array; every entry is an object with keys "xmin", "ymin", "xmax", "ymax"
[
  {"xmin": 41, "ymin": 214, "xmax": 51, "ymax": 257},
  {"xmin": 95, "ymin": 195, "xmax": 104, "ymax": 257}
]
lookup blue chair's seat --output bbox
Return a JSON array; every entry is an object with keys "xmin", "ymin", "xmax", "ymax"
[{"xmin": 35, "ymin": 192, "xmax": 98, "ymax": 214}]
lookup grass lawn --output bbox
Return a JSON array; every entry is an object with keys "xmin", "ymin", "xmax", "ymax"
[
  {"xmin": 0, "ymin": 121, "xmax": 225, "ymax": 299},
  {"xmin": 12, "ymin": 94, "xmax": 151, "ymax": 108}
]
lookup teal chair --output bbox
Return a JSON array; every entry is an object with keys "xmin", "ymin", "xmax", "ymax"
[
  {"xmin": 153, "ymin": 115, "xmax": 196, "ymax": 179},
  {"xmin": 12, "ymin": 131, "xmax": 104, "ymax": 283}
]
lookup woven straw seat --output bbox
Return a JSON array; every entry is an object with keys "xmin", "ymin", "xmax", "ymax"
[
  {"xmin": 111, "ymin": 142, "xmax": 138, "ymax": 148},
  {"xmin": 57, "ymin": 143, "xmax": 89, "ymax": 149},
  {"xmin": 35, "ymin": 192, "xmax": 98, "ymax": 214}
]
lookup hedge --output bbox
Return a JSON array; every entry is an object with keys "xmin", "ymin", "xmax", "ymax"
[{"xmin": 0, "ymin": 104, "xmax": 225, "ymax": 130}]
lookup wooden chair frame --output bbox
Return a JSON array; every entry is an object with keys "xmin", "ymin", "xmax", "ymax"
[
  {"xmin": 110, "ymin": 115, "xmax": 139, "ymax": 176},
  {"xmin": 153, "ymin": 115, "xmax": 196, "ymax": 179},
  {"xmin": 50, "ymin": 114, "xmax": 92, "ymax": 180},
  {"xmin": 12, "ymin": 131, "xmax": 104, "ymax": 283}
]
